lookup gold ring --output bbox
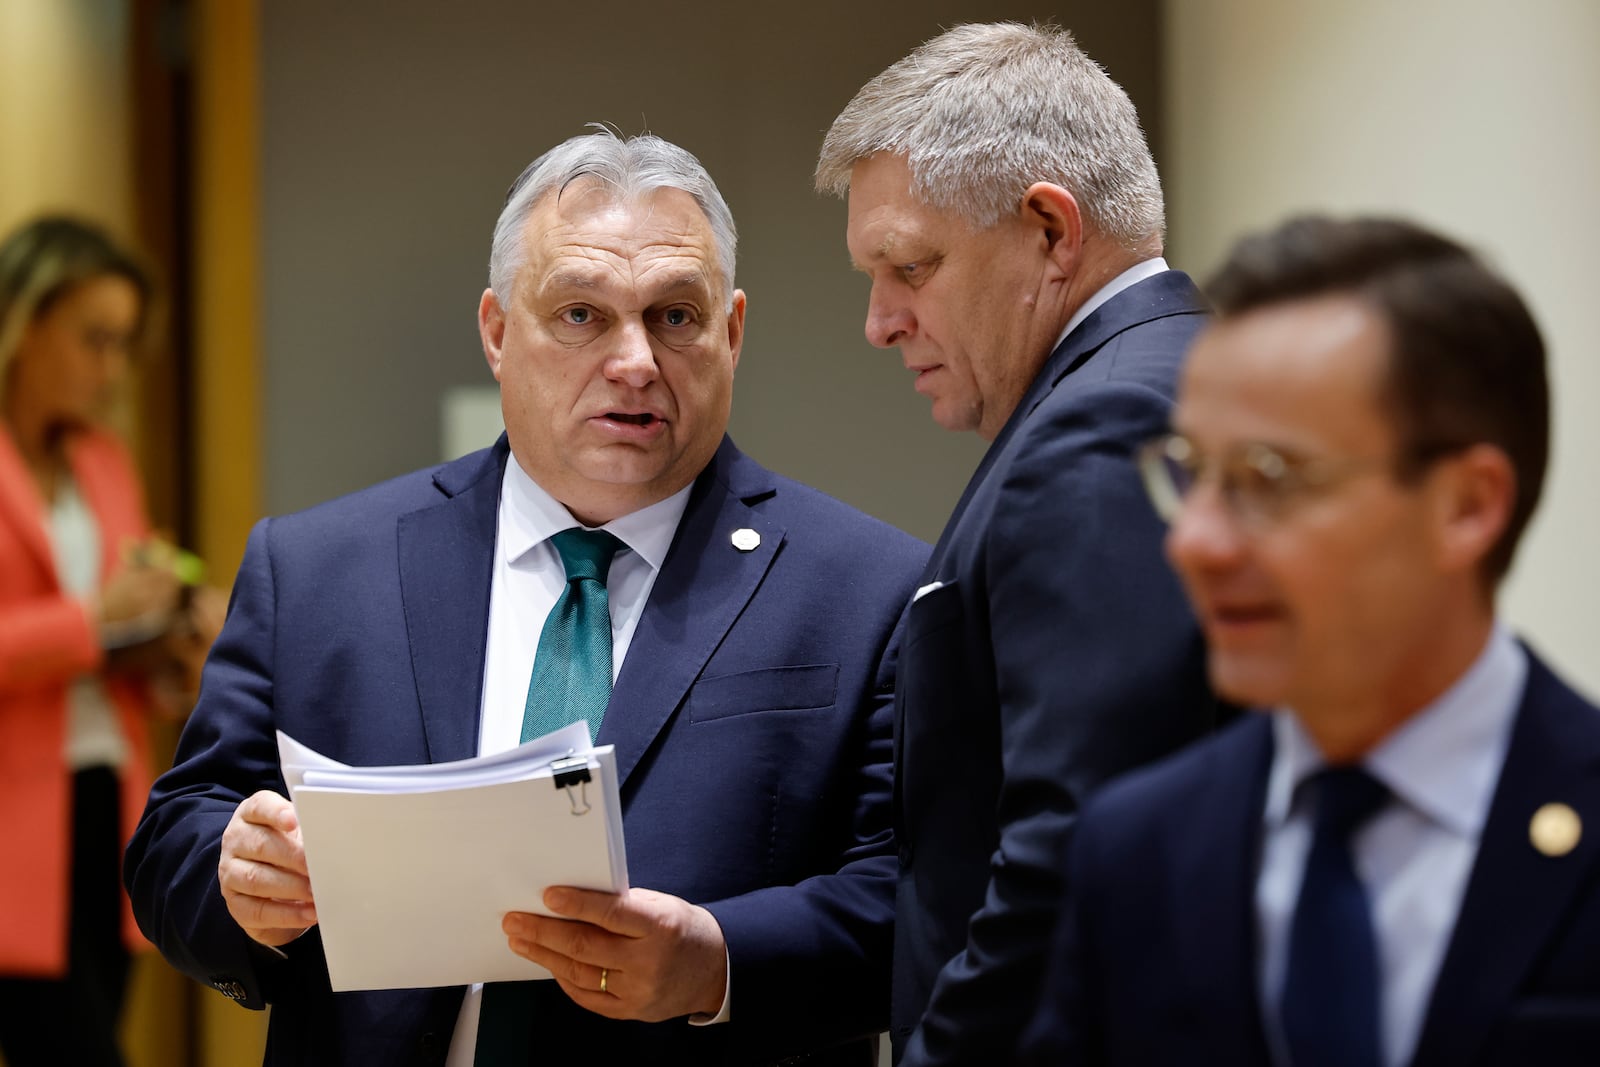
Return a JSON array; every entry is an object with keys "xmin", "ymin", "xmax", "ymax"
[{"xmin": 600, "ymin": 968, "xmax": 608, "ymax": 994}]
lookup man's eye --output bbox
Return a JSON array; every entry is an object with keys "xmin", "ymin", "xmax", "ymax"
[
  {"xmin": 560, "ymin": 307, "xmax": 592, "ymax": 325},
  {"xmin": 1230, "ymin": 454, "xmax": 1300, "ymax": 511},
  {"xmin": 662, "ymin": 307, "xmax": 692, "ymax": 327},
  {"xmin": 899, "ymin": 263, "xmax": 922, "ymax": 278},
  {"xmin": 1231, "ymin": 463, "xmax": 1282, "ymax": 501}
]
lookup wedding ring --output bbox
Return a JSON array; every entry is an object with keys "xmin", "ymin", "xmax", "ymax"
[{"xmin": 600, "ymin": 968, "xmax": 609, "ymax": 994}]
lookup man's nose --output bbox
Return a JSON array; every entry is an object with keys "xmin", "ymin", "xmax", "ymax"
[
  {"xmin": 1165, "ymin": 478, "xmax": 1247, "ymax": 577},
  {"xmin": 606, "ymin": 320, "xmax": 660, "ymax": 387},
  {"xmin": 863, "ymin": 284, "xmax": 913, "ymax": 349}
]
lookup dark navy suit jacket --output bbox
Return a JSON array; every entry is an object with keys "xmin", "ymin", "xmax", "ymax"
[
  {"xmin": 125, "ymin": 435, "xmax": 928, "ymax": 1066},
  {"xmin": 1022, "ymin": 649, "xmax": 1600, "ymax": 1066},
  {"xmin": 891, "ymin": 271, "xmax": 1228, "ymax": 1065}
]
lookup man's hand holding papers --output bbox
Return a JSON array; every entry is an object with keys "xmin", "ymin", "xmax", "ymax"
[
  {"xmin": 505, "ymin": 884, "xmax": 729, "ymax": 1021},
  {"xmin": 272, "ymin": 723, "xmax": 630, "ymax": 992},
  {"xmin": 218, "ymin": 790, "xmax": 318, "ymax": 947}
]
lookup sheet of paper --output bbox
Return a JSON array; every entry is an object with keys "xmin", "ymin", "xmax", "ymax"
[{"xmin": 278, "ymin": 727, "xmax": 627, "ymax": 992}]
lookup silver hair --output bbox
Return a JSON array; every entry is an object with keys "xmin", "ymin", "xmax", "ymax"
[
  {"xmin": 488, "ymin": 127, "xmax": 738, "ymax": 310},
  {"xmin": 815, "ymin": 22, "xmax": 1165, "ymax": 249}
]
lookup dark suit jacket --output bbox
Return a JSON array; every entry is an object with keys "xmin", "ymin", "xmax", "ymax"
[
  {"xmin": 125, "ymin": 435, "xmax": 928, "ymax": 1067},
  {"xmin": 891, "ymin": 271, "xmax": 1227, "ymax": 1065},
  {"xmin": 1022, "ymin": 648, "xmax": 1600, "ymax": 1067}
]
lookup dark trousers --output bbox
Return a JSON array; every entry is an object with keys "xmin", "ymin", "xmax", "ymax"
[{"xmin": 0, "ymin": 767, "xmax": 130, "ymax": 1067}]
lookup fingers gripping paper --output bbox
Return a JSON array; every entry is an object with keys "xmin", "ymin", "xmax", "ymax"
[{"xmin": 277, "ymin": 724, "xmax": 629, "ymax": 992}]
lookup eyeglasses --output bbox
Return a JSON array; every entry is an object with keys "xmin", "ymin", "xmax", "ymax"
[{"xmin": 1137, "ymin": 432, "xmax": 1393, "ymax": 527}]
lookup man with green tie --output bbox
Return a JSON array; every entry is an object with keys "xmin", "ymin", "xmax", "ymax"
[{"xmin": 126, "ymin": 129, "xmax": 926, "ymax": 1066}]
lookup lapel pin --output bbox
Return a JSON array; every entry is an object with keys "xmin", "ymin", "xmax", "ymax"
[
  {"xmin": 731, "ymin": 528, "xmax": 761, "ymax": 552},
  {"xmin": 1530, "ymin": 802, "xmax": 1582, "ymax": 857}
]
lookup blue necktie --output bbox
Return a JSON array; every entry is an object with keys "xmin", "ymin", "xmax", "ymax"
[
  {"xmin": 1280, "ymin": 765, "xmax": 1389, "ymax": 1067},
  {"xmin": 475, "ymin": 527, "xmax": 622, "ymax": 1065}
]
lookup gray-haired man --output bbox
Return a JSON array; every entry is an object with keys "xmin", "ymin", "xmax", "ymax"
[
  {"xmin": 817, "ymin": 23, "xmax": 1226, "ymax": 1065},
  {"xmin": 128, "ymin": 129, "xmax": 926, "ymax": 1066}
]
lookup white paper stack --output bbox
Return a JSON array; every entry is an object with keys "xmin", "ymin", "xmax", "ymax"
[{"xmin": 276, "ymin": 723, "xmax": 629, "ymax": 992}]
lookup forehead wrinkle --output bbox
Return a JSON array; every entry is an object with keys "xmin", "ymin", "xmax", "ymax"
[{"xmin": 536, "ymin": 256, "xmax": 713, "ymax": 308}]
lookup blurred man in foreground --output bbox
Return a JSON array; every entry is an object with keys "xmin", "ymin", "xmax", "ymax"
[{"xmin": 1024, "ymin": 216, "xmax": 1600, "ymax": 1066}]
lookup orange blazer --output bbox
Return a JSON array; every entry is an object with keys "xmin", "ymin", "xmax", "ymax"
[{"xmin": 0, "ymin": 425, "xmax": 154, "ymax": 976}]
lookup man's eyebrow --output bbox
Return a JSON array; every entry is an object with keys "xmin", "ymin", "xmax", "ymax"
[
  {"xmin": 545, "ymin": 270, "xmax": 603, "ymax": 291},
  {"xmin": 848, "ymin": 234, "xmax": 907, "ymax": 272},
  {"xmin": 655, "ymin": 271, "xmax": 711, "ymax": 294},
  {"xmin": 642, "ymin": 272, "xmax": 719, "ymax": 305}
]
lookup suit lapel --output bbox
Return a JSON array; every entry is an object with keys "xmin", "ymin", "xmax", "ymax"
[
  {"xmin": 1411, "ymin": 652, "xmax": 1600, "ymax": 1067},
  {"xmin": 1177, "ymin": 718, "xmax": 1278, "ymax": 1066},
  {"xmin": 901, "ymin": 270, "xmax": 1210, "ymax": 837},
  {"xmin": 0, "ymin": 426, "xmax": 55, "ymax": 577},
  {"xmin": 925, "ymin": 270, "xmax": 1207, "ymax": 575},
  {"xmin": 602, "ymin": 437, "xmax": 783, "ymax": 790},
  {"xmin": 396, "ymin": 441, "xmax": 507, "ymax": 766}
]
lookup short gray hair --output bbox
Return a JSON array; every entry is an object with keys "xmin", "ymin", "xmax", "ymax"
[
  {"xmin": 815, "ymin": 22, "xmax": 1164, "ymax": 248},
  {"xmin": 489, "ymin": 128, "xmax": 738, "ymax": 309}
]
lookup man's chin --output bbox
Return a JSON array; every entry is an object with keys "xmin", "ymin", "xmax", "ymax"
[
  {"xmin": 1207, "ymin": 655, "xmax": 1289, "ymax": 711},
  {"xmin": 929, "ymin": 399, "xmax": 982, "ymax": 435}
]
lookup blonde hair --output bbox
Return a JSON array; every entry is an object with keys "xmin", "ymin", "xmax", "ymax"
[{"xmin": 0, "ymin": 216, "xmax": 150, "ymax": 386}]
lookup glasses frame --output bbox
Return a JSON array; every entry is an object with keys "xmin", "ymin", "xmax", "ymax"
[{"xmin": 1136, "ymin": 432, "xmax": 1458, "ymax": 528}]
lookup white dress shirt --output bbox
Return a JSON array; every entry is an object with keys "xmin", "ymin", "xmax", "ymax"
[
  {"xmin": 1257, "ymin": 624, "xmax": 1527, "ymax": 1067},
  {"xmin": 1050, "ymin": 256, "xmax": 1171, "ymax": 353},
  {"xmin": 447, "ymin": 452, "xmax": 697, "ymax": 1066},
  {"xmin": 48, "ymin": 475, "xmax": 127, "ymax": 770}
]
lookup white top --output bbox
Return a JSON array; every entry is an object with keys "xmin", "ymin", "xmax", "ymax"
[
  {"xmin": 1257, "ymin": 624, "xmax": 1526, "ymax": 1067},
  {"xmin": 48, "ymin": 476, "xmax": 127, "ymax": 770},
  {"xmin": 448, "ymin": 452, "xmax": 706, "ymax": 1065}
]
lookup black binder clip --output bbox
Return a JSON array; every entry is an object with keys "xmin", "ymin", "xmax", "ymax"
[{"xmin": 549, "ymin": 755, "xmax": 592, "ymax": 815}]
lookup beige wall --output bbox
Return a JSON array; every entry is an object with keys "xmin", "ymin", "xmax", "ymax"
[
  {"xmin": 257, "ymin": 0, "xmax": 1164, "ymax": 544},
  {"xmin": 0, "ymin": 0, "xmax": 134, "ymax": 238},
  {"xmin": 1167, "ymin": 0, "xmax": 1600, "ymax": 698}
]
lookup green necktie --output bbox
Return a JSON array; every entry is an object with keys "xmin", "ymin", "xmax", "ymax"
[
  {"xmin": 475, "ymin": 527, "xmax": 622, "ymax": 1065},
  {"xmin": 521, "ymin": 527, "xmax": 623, "ymax": 743}
]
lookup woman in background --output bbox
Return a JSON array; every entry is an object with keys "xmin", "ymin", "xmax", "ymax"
[{"xmin": 0, "ymin": 216, "xmax": 200, "ymax": 1066}]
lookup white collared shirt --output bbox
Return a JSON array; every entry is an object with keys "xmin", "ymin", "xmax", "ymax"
[
  {"xmin": 1050, "ymin": 256, "xmax": 1171, "ymax": 353},
  {"xmin": 1257, "ymin": 625, "xmax": 1527, "ymax": 1067},
  {"xmin": 447, "ymin": 451, "xmax": 696, "ymax": 1066},
  {"xmin": 476, "ymin": 452, "xmax": 690, "ymax": 755}
]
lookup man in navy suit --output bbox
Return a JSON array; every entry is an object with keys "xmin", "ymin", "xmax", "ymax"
[
  {"xmin": 815, "ymin": 23, "xmax": 1226, "ymax": 1065},
  {"xmin": 124, "ymin": 130, "xmax": 927, "ymax": 1066},
  {"xmin": 1023, "ymin": 215, "xmax": 1600, "ymax": 1066}
]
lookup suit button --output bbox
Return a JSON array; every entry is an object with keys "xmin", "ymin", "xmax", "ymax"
[{"xmin": 210, "ymin": 977, "xmax": 247, "ymax": 1002}]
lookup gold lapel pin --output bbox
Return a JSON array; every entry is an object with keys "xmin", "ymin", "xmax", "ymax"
[
  {"xmin": 1530, "ymin": 802, "xmax": 1582, "ymax": 858},
  {"xmin": 731, "ymin": 527, "xmax": 761, "ymax": 552}
]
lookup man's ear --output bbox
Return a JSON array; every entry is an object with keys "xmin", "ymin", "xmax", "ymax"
[
  {"xmin": 726, "ymin": 289, "xmax": 747, "ymax": 374},
  {"xmin": 479, "ymin": 288, "xmax": 506, "ymax": 380},
  {"xmin": 1021, "ymin": 182, "xmax": 1083, "ymax": 279},
  {"xmin": 1433, "ymin": 443, "xmax": 1517, "ymax": 575}
]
